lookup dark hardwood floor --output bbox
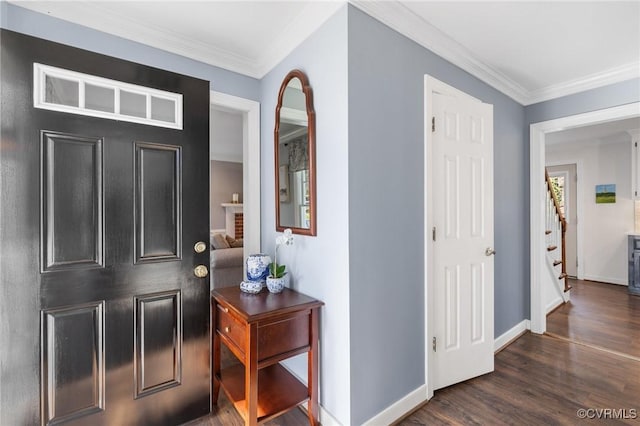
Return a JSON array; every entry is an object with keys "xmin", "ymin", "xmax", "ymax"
[
  {"xmin": 399, "ymin": 332, "xmax": 640, "ymax": 425},
  {"xmin": 183, "ymin": 394, "xmax": 308, "ymax": 426},
  {"xmin": 188, "ymin": 279, "xmax": 640, "ymax": 425},
  {"xmin": 546, "ymin": 279, "xmax": 640, "ymax": 359},
  {"xmin": 401, "ymin": 279, "xmax": 640, "ymax": 425}
]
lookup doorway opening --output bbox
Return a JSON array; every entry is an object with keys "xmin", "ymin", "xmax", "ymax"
[
  {"xmin": 529, "ymin": 102, "xmax": 640, "ymax": 334},
  {"xmin": 209, "ymin": 91, "xmax": 260, "ymax": 289}
]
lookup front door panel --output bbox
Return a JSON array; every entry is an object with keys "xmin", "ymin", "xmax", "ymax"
[
  {"xmin": 41, "ymin": 131, "xmax": 104, "ymax": 272},
  {"xmin": 134, "ymin": 290, "xmax": 182, "ymax": 398},
  {"xmin": 0, "ymin": 30, "xmax": 210, "ymax": 425},
  {"xmin": 134, "ymin": 142, "xmax": 182, "ymax": 263},
  {"xmin": 41, "ymin": 302, "xmax": 105, "ymax": 425}
]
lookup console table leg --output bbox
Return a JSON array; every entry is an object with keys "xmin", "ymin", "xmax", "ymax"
[
  {"xmin": 245, "ymin": 323, "xmax": 259, "ymax": 426},
  {"xmin": 308, "ymin": 307, "xmax": 320, "ymax": 426},
  {"xmin": 212, "ymin": 333, "xmax": 221, "ymax": 405},
  {"xmin": 212, "ymin": 303, "xmax": 221, "ymax": 406}
]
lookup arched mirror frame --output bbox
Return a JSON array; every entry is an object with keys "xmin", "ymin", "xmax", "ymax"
[{"xmin": 274, "ymin": 69, "xmax": 316, "ymax": 236}]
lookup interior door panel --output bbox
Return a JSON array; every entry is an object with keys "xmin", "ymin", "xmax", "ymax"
[{"xmin": 432, "ymin": 91, "xmax": 494, "ymax": 391}]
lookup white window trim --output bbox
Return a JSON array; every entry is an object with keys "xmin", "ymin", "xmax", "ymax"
[{"xmin": 33, "ymin": 63, "xmax": 183, "ymax": 130}]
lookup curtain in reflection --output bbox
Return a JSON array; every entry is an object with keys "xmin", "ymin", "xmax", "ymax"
[{"xmin": 288, "ymin": 136, "xmax": 308, "ymax": 172}]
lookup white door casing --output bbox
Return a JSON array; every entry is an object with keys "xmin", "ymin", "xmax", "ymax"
[{"xmin": 425, "ymin": 76, "xmax": 494, "ymax": 395}]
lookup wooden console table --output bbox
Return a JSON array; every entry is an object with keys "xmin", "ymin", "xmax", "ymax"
[{"xmin": 211, "ymin": 287, "xmax": 323, "ymax": 426}]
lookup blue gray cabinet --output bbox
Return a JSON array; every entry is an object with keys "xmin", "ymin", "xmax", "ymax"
[{"xmin": 628, "ymin": 235, "xmax": 640, "ymax": 295}]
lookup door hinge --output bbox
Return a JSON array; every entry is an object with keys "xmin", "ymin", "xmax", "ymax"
[
  {"xmin": 432, "ymin": 226, "xmax": 436, "ymax": 241},
  {"xmin": 432, "ymin": 116, "xmax": 436, "ymax": 132},
  {"xmin": 432, "ymin": 336, "xmax": 437, "ymax": 352}
]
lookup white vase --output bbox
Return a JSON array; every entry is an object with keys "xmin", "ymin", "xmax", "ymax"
[
  {"xmin": 266, "ymin": 274, "xmax": 287, "ymax": 293},
  {"xmin": 246, "ymin": 253, "xmax": 271, "ymax": 283}
]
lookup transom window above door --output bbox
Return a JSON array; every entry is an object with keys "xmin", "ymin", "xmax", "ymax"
[{"xmin": 34, "ymin": 63, "xmax": 183, "ymax": 129}]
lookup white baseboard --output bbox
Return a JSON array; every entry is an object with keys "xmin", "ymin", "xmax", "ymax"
[
  {"xmin": 494, "ymin": 319, "xmax": 530, "ymax": 353},
  {"xmin": 583, "ymin": 275, "xmax": 627, "ymax": 286},
  {"xmin": 361, "ymin": 385, "xmax": 428, "ymax": 426},
  {"xmin": 319, "ymin": 406, "xmax": 341, "ymax": 426},
  {"xmin": 281, "ymin": 362, "xmax": 343, "ymax": 426},
  {"xmin": 545, "ymin": 296, "xmax": 564, "ymax": 314},
  {"xmin": 299, "ymin": 401, "xmax": 342, "ymax": 426},
  {"xmin": 360, "ymin": 320, "xmax": 532, "ymax": 425}
]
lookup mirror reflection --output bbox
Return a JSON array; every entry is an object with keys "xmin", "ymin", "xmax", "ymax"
[{"xmin": 275, "ymin": 70, "xmax": 316, "ymax": 235}]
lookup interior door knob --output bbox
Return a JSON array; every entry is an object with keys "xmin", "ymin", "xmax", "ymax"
[
  {"xmin": 194, "ymin": 265, "xmax": 208, "ymax": 278},
  {"xmin": 485, "ymin": 247, "xmax": 496, "ymax": 256}
]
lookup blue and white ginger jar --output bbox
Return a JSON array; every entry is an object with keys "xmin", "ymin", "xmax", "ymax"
[{"xmin": 246, "ymin": 253, "xmax": 271, "ymax": 283}]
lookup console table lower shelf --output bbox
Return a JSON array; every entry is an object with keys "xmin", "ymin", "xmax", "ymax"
[{"xmin": 217, "ymin": 363, "xmax": 309, "ymax": 423}]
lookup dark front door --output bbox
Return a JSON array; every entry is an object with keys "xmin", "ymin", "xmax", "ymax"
[{"xmin": 0, "ymin": 30, "xmax": 211, "ymax": 425}]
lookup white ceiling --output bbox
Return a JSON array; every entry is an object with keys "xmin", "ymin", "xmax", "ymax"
[
  {"xmin": 8, "ymin": 1, "xmax": 640, "ymax": 105},
  {"xmin": 8, "ymin": 1, "xmax": 344, "ymax": 78}
]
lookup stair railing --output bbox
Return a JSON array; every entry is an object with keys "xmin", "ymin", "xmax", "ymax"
[{"xmin": 545, "ymin": 169, "xmax": 571, "ymax": 292}]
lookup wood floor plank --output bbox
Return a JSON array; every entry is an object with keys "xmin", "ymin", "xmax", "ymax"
[
  {"xmin": 547, "ymin": 279, "xmax": 640, "ymax": 358},
  {"xmin": 399, "ymin": 333, "xmax": 640, "ymax": 425}
]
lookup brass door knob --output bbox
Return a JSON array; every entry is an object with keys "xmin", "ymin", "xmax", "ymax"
[
  {"xmin": 194, "ymin": 265, "xmax": 208, "ymax": 278},
  {"xmin": 194, "ymin": 241, "xmax": 207, "ymax": 253}
]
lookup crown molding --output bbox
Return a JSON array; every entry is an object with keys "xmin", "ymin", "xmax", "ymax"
[
  {"xmin": 349, "ymin": 0, "xmax": 530, "ymax": 105},
  {"xmin": 349, "ymin": 0, "xmax": 640, "ymax": 106},
  {"xmin": 12, "ymin": 0, "xmax": 639, "ymax": 102},
  {"xmin": 526, "ymin": 62, "xmax": 640, "ymax": 105}
]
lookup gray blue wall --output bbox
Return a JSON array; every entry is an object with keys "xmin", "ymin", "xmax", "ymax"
[
  {"xmin": 259, "ymin": 6, "xmax": 351, "ymax": 424},
  {"xmin": 525, "ymin": 78, "xmax": 640, "ymax": 124},
  {"xmin": 347, "ymin": 6, "xmax": 526, "ymax": 424},
  {"xmin": 0, "ymin": 2, "xmax": 259, "ymax": 101}
]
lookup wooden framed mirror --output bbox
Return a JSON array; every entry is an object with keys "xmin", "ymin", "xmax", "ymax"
[{"xmin": 274, "ymin": 70, "xmax": 316, "ymax": 236}]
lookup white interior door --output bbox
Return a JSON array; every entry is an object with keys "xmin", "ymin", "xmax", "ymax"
[{"xmin": 431, "ymin": 91, "xmax": 494, "ymax": 390}]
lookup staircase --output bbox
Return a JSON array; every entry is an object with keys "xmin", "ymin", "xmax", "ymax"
[{"xmin": 545, "ymin": 169, "xmax": 571, "ymax": 293}]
